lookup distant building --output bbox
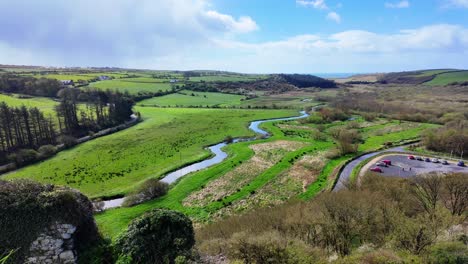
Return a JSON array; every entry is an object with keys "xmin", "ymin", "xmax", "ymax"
[
  {"xmin": 60, "ymin": 80, "xmax": 74, "ymax": 86},
  {"xmin": 169, "ymin": 79, "xmax": 178, "ymax": 83},
  {"xmin": 98, "ymin": 75, "xmax": 111, "ymax": 81}
]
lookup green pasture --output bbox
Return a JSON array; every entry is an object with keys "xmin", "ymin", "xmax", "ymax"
[
  {"xmin": 138, "ymin": 90, "xmax": 246, "ymax": 107},
  {"xmin": 87, "ymin": 80, "xmax": 174, "ymax": 94},
  {"xmin": 5, "ymin": 107, "xmax": 296, "ymax": 199},
  {"xmin": 424, "ymin": 70, "xmax": 468, "ymax": 86}
]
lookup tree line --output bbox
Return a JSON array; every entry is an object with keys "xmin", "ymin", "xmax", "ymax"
[
  {"xmin": 0, "ymin": 103, "xmax": 56, "ymax": 164},
  {"xmin": 0, "ymin": 76, "xmax": 135, "ymax": 166}
]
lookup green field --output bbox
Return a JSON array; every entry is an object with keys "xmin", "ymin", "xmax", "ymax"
[
  {"xmin": 0, "ymin": 93, "xmax": 58, "ymax": 116},
  {"xmin": 241, "ymin": 94, "xmax": 320, "ymax": 109},
  {"xmin": 87, "ymin": 80, "xmax": 174, "ymax": 94},
  {"xmin": 189, "ymin": 75, "xmax": 267, "ymax": 82},
  {"xmin": 138, "ymin": 90, "xmax": 246, "ymax": 107},
  {"xmin": 424, "ymin": 70, "xmax": 468, "ymax": 85},
  {"xmin": 24, "ymin": 73, "xmax": 97, "ymax": 82},
  {"xmin": 5, "ymin": 107, "xmax": 296, "ymax": 198},
  {"xmin": 95, "ymin": 114, "xmax": 434, "ymax": 239},
  {"xmin": 412, "ymin": 69, "xmax": 457, "ymax": 77}
]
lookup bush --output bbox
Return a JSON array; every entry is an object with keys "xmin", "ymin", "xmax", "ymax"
[
  {"xmin": 115, "ymin": 209, "xmax": 195, "ymax": 263},
  {"xmin": 123, "ymin": 179, "xmax": 169, "ymax": 207},
  {"xmin": 38, "ymin": 144, "xmax": 57, "ymax": 158},
  {"xmin": 58, "ymin": 135, "xmax": 78, "ymax": 148},
  {"xmin": 426, "ymin": 242, "xmax": 468, "ymax": 264},
  {"xmin": 0, "ymin": 180, "xmax": 99, "ymax": 263},
  {"xmin": 8, "ymin": 148, "xmax": 38, "ymax": 165}
]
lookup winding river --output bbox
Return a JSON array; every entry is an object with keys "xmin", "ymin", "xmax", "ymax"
[{"xmin": 102, "ymin": 110, "xmax": 310, "ymax": 209}]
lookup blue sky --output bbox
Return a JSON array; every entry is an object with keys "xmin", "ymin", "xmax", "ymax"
[{"xmin": 0, "ymin": 0, "xmax": 467, "ymax": 73}]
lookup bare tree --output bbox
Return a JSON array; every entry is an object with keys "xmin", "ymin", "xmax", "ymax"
[
  {"xmin": 410, "ymin": 173, "xmax": 443, "ymax": 215},
  {"xmin": 441, "ymin": 173, "xmax": 468, "ymax": 216}
]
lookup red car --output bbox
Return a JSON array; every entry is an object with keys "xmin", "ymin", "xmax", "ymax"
[
  {"xmin": 408, "ymin": 155, "xmax": 415, "ymax": 160},
  {"xmin": 370, "ymin": 167, "xmax": 383, "ymax": 173},
  {"xmin": 382, "ymin": 160, "xmax": 392, "ymax": 166}
]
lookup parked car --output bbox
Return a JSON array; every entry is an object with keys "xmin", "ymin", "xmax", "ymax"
[
  {"xmin": 432, "ymin": 158, "xmax": 439, "ymax": 163},
  {"xmin": 382, "ymin": 160, "xmax": 392, "ymax": 166},
  {"xmin": 408, "ymin": 155, "xmax": 415, "ymax": 160},
  {"xmin": 442, "ymin": 160, "xmax": 449, "ymax": 165},
  {"xmin": 376, "ymin": 162, "xmax": 388, "ymax": 167},
  {"xmin": 370, "ymin": 167, "xmax": 383, "ymax": 173},
  {"xmin": 458, "ymin": 161, "xmax": 465, "ymax": 167},
  {"xmin": 425, "ymin": 157, "xmax": 431, "ymax": 162},
  {"xmin": 416, "ymin": 156, "xmax": 423, "ymax": 161}
]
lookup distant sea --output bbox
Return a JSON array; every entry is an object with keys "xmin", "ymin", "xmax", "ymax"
[{"xmin": 312, "ymin": 73, "xmax": 362, "ymax": 78}]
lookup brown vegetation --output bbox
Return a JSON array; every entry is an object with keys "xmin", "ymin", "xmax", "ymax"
[{"xmin": 196, "ymin": 173, "xmax": 468, "ymax": 263}]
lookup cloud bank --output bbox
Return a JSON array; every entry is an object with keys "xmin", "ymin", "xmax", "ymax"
[{"xmin": 0, "ymin": 0, "xmax": 467, "ymax": 73}]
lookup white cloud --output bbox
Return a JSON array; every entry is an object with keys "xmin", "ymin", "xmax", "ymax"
[
  {"xmin": 0, "ymin": 0, "xmax": 258, "ymax": 66},
  {"xmin": 443, "ymin": 0, "xmax": 468, "ymax": 8},
  {"xmin": 327, "ymin": 12, "xmax": 341, "ymax": 23},
  {"xmin": 296, "ymin": 0, "xmax": 328, "ymax": 10},
  {"xmin": 385, "ymin": 1, "xmax": 410, "ymax": 8},
  {"xmin": 211, "ymin": 24, "xmax": 468, "ymax": 72},
  {"xmin": 0, "ymin": 1, "xmax": 466, "ymax": 73},
  {"xmin": 202, "ymin": 11, "xmax": 258, "ymax": 34}
]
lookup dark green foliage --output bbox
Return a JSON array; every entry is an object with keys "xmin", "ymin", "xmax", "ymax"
[
  {"xmin": 0, "ymin": 180, "xmax": 99, "ymax": 263},
  {"xmin": 278, "ymin": 74, "xmax": 337, "ymax": 88},
  {"xmin": 8, "ymin": 149, "xmax": 38, "ymax": 166},
  {"xmin": 78, "ymin": 239, "xmax": 114, "ymax": 264},
  {"xmin": 0, "ymin": 74, "xmax": 62, "ymax": 97},
  {"xmin": 115, "ymin": 209, "xmax": 195, "ymax": 264},
  {"xmin": 0, "ymin": 103, "xmax": 56, "ymax": 165}
]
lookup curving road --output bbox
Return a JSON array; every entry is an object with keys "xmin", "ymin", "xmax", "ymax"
[
  {"xmin": 333, "ymin": 144, "xmax": 467, "ymax": 191},
  {"xmin": 333, "ymin": 145, "xmax": 412, "ymax": 191}
]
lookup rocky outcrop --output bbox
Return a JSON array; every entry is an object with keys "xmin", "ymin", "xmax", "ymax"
[{"xmin": 26, "ymin": 222, "xmax": 78, "ymax": 264}]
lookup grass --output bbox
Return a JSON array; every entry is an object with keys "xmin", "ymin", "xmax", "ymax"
[
  {"xmin": 95, "ymin": 114, "xmax": 437, "ymax": 239},
  {"xmin": 5, "ymin": 107, "xmax": 296, "ymax": 199},
  {"xmin": 138, "ymin": 90, "xmax": 246, "ymax": 107},
  {"xmin": 359, "ymin": 122, "xmax": 437, "ymax": 151},
  {"xmin": 189, "ymin": 75, "xmax": 267, "ymax": 82},
  {"xmin": 411, "ymin": 69, "xmax": 457, "ymax": 77},
  {"xmin": 0, "ymin": 93, "xmax": 58, "ymax": 117},
  {"xmin": 424, "ymin": 70, "xmax": 468, "ymax": 86},
  {"xmin": 241, "ymin": 93, "xmax": 321, "ymax": 109},
  {"xmin": 87, "ymin": 80, "xmax": 174, "ymax": 94}
]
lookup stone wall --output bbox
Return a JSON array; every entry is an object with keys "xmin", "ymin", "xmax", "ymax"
[{"xmin": 26, "ymin": 222, "xmax": 77, "ymax": 264}]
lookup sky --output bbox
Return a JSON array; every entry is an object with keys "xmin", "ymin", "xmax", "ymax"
[{"xmin": 0, "ymin": 0, "xmax": 467, "ymax": 73}]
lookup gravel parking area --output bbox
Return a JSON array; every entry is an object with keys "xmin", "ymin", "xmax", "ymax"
[{"xmin": 374, "ymin": 155, "xmax": 468, "ymax": 178}]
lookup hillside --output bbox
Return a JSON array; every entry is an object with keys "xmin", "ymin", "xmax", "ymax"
[{"xmin": 377, "ymin": 69, "xmax": 468, "ymax": 85}]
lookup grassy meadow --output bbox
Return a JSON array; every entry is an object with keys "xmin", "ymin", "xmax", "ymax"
[
  {"xmin": 5, "ymin": 107, "xmax": 296, "ymax": 199},
  {"xmin": 138, "ymin": 90, "xmax": 246, "ymax": 107},
  {"xmin": 87, "ymin": 79, "xmax": 174, "ymax": 94},
  {"xmin": 95, "ymin": 113, "xmax": 435, "ymax": 239},
  {"xmin": 425, "ymin": 70, "xmax": 468, "ymax": 85},
  {"xmin": 0, "ymin": 93, "xmax": 58, "ymax": 117},
  {"xmin": 188, "ymin": 75, "xmax": 267, "ymax": 82}
]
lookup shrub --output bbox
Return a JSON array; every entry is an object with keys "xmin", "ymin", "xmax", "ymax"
[
  {"xmin": 0, "ymin": 180, "xmax": 99, "ymax": 263},
  {"xmin": 58, "ymin": 135, "xmax": 78, "ymax": 148},
  {"xmin": 115, "ymin": 209, "xmax": 194, "ymax": 263},
  {"xmin": 123, "ymin": 179, "xmax": 169, "ymax": 207},
  {"xmin": 38, "ymin": 144, "xmax": 57, "ymax": 158},
  {"xmin": 8, "ymin": 148, "xmax": 38, "ymax": 165},
  {"xmin": 426, "ymin": 242, "xmax": 468, "ymax": 264}
]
